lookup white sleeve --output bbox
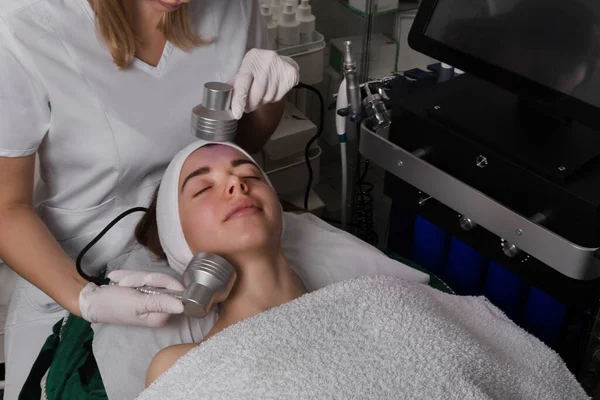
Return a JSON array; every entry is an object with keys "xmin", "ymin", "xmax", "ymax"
[
  {"xmin": 245, "ymin": 0, "xmax": 268, "ymax": 51},
  {"xmin": 0, "ymin": 18, "xmax": 50, "ymax": 157}
]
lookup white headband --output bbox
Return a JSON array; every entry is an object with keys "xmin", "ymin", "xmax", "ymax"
[{"xmin": 156, "ymin": 140, "xmax": 278, "ymax": 274}]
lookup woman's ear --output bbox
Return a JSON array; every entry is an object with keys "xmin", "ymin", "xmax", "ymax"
[{"xmin": 135, "ymin": 186, "xmax": 167, "ymax": 260}]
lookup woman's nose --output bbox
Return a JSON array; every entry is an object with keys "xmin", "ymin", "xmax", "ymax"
[{"xmin": 227, "ymin": 176, "xmax": 248, "ymax": 195}]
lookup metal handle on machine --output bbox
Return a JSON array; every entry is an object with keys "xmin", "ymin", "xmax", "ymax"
[{"xmin": 359, "ymin": 124, "xmax": 600, "ymax": 281}]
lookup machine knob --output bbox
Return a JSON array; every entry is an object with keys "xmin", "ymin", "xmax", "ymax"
[
  {"xmin": 458, "ymin": 216, "xmax": 477, "ymax": 231},
  {"xmin": 502, "ymin": 241, "xmax": 521, "ymax": 258}
]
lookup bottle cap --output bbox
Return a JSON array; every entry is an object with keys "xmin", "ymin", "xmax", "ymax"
[
  {"xmin": 297, "ymin": 0, "xmax": 312, "ymax": 18},
  {"xmin": 261, "ymin": 4, "xmax": 273, "ymax": 23},
  {"xmin": 282, "ymin": 3, "xmax": 296, "ymax": 22}
]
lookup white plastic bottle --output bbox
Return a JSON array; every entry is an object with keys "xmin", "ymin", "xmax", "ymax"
[
  {"xmin": 271, "ymin": 0, "xmax": 283, "ymax": 22},
  {"xmin": 285, "ymin": 0, "xmax": 299, "ymax": 10},
  {"xmin": 277, "ymin": 3, "xmax": 300, "ymax": 46},
  {"xmin": 260, "ymin": 3, "xmax": 270, "ymax": 17},
  {"xmin": 261, "ymin": 4, "xmax": 278, "ymax": 50},
  {"xmin": 296, "ymin": 0, "xmax": 315, "ymax": 43}
]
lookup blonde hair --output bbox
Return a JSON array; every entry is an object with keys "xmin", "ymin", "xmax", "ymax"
[{"xmin": 90, "ymin": 0, "xmax": 206, "ymax": 69}]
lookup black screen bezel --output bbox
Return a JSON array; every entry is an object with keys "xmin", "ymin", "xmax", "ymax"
[{"xmin": 407, "ymin": 0, "xmax": 600, "ymax": 130}]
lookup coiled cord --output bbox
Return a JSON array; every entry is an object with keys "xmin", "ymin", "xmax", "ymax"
[
  {"xmin": 350, "ymin": 119, "xmax": 378, "ymax": 245},
  {"xmin": 351, "ymin": 158, "xmax": 378, "ymax": 245}
]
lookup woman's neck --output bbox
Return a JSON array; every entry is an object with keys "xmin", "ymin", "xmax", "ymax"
[
  {"xmin": 130, "ymin": 0, "xmax": 164, "ymax": 31},
  {"xmin": 217, "ymin": 249, "xmax": 306, "ymax": 326},
  {"xmin": 126, "ymin": 1, "xmax": 167, "ymax": 67}
]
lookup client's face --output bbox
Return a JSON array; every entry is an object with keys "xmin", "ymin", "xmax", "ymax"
[{"xmin": 178, "ymin": 145, "xmax": 282, "ymax": 256}]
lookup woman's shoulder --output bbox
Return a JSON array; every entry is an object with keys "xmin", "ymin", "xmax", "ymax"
[
  {"xmin": 0, "ymin": 0, "xmax": 58, "ymax": 41},
  {"xmin": 0, "ymin": 0, "xmax": 33, "ymax": 16},
  {"xmin": 0, "ymin": 0, "xmax": 52, "ymax": 20},
  {"xmin": 146, "ymin": 343, "xmax": 199, "ymax": 388}
]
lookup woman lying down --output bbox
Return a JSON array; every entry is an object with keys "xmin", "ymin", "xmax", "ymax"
[{"xmin": 131, "ymin": 140, "xmax": 588, "ymax": 399}]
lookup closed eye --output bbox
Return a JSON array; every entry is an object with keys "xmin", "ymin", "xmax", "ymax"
[
  {"xmin": 193, "ymin": 186, "xmax": 212, "ymax": 197},
  {"xmin": 193, "ymin": 176, "xmax": 261, "ymax": 197}
]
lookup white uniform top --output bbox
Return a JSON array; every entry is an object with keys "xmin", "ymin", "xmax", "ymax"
[{"xmin": 0, "ymin": 0, "xmax": 267, "ymax": 274}]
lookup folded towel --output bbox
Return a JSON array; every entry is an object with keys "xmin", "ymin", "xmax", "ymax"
[{"xmin": 137, "ymin": 276, "xmax": 589, "ymax": 400}]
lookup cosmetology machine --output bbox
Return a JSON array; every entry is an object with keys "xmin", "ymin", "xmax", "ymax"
[{"xmin": 338, "ymin": 0, "xmax": 600, "ymax": 396}]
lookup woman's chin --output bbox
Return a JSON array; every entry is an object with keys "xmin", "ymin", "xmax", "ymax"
[
  {"xmin": 225, "ymin": 230, "xmax": 278, "ymax": 255},
  {"xmin": 226, "ymin": 215, "xmax": 275, "ymax": 236}
]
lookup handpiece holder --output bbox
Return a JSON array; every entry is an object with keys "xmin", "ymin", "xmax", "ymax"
[
  {"xmin": 337, "ymin": 40, "xmax": 394, "ymax": 132},
  {"xmin": 191, "ymin": 82, "xmax": 238, "ymax": 142}
]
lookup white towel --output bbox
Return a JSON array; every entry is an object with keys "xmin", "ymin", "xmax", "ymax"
[
  {"xmin": 93, "ymin": 215, "xmax": 430, "ymax": 399},
  {"xmin": 136, "ymin": 276, "xmax": 589, "ymax": 400}
]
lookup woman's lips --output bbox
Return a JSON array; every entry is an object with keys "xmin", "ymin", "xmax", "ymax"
[
  {"xmin": 227, "ymin": 206, "xmax": 261, "ymax": 220},
  {"xmin": 224, "ymin": 199, "xmax": 263, "ymax": 221}
]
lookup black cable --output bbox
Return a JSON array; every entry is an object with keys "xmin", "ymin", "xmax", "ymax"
[
  {"xmin": 76, "ymin": 206, "xmax": 148, "ymax": 286},
  {"xmin": 294, "ymin": 82, "xmax": 325, "ymax": 210},
  {"xmin": 360, "ymin": 158, "xmax": 370, "ymax": 181},
  {"xmin": 351, "ymin": 121, "xmax": 378, "ymax": 246}
]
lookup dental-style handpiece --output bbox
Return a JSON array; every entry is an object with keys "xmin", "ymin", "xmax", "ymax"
[
  {"xmin": 109, "ymin": 281, "xmax": 184, "ymax": 299},
  {"xmin": 191, "ymin": 82, "xmax": 238, "ymax": 142},
  {"xmin": 134, "ymin": 286, "xmax": 184, "ymax": 300},
  {"xmin": 342, "ymin": 41, "xmax": 362, "ymax": 121}
]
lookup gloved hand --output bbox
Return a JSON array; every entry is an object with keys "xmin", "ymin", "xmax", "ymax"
[
  {"xmin": 230, "ymin": 48, "xmax": 300, "ymax": 119},
  {"xmin": 79, "ymin": 270, "xmax": 185, "ymax": 328}
]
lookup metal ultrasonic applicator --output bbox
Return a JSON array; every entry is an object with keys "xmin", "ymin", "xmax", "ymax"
[
  {"xmin": 132, "ymin": 253, "xmax": 237, "ymax": 318},
  {"xmin": 180, "ymin": 253, "xmax": 237, "ymax": 318},
  {"xmin": 191, "ymin": 82, "xmax": 238, "ymax": 142}
]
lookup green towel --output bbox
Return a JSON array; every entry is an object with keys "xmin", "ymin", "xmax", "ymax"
[{"xmin": 19, "ymin": 315, "xmax": 106, "ymax": 400}]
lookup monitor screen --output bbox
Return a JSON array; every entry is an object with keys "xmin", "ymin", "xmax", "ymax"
[{"xmin": 420, "ymin": 0, "xmax": 600, "ymax": 111}]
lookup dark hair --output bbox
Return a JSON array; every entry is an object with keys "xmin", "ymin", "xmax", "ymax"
[{"xmin": 135, "ymin": 186, "xmax": 166, "ymax": 260}]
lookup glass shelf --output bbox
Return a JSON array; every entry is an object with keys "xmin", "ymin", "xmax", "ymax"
[
  {"xmin": 337, "ymin": 0, "xmax": 420, "ymax": 18},
  {"xmin": 311, "ymin": 1, "xmax": 421, "ymax": 80}
]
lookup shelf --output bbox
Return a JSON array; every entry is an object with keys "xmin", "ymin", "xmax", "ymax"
[{"xmin": 337, "ymin": 0, "xmax": 419, "ymax": 18}]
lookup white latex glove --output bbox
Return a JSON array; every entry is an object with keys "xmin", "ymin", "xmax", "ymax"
[
  {"xmin": 230, "ymin": 48, "xmax": 300, "ymax": 119},
  {"xmin": 79, "ymin": 270, "xmax": 185, "ymax": 328}
]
